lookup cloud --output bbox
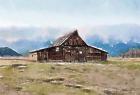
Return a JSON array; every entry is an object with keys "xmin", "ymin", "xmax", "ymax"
[
  {"xmin": 0, "ymin": 24, "xmax": 139, "ymax": 53},
  {"xmin": 82, "ymin": 24, "xmax": 140, "ymax": 43},
  {"xmin": 0, "ymin": 0, "xmax": 140, "ymax": 27},
  {"xmin": 0, "ymin": 27, "xmax": 40, "ymax": 42},
  {"xmin": 0, "ymin": 27, "xmax": 70, "ymax": 44},
  {"xmin": 0, "ymin": 0, "xmax": 140, "ymax": 53},
  {"xmin": 0, "ymin": 24, "xmax": 140, "ymax": 44}
]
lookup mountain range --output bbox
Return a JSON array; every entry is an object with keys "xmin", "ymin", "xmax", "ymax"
[
  {"xmin": 90, "ymin": 41, "xmax": 140, "ymax": 56},
  {"xmin": 7, "ymin": 38, "xmax": 140, "ymax": 57},
  {"xmin": 0, "ymin": 47, "xmax": 21, "ymax": 56},
  {"xmin": 0, "ymin": 24, "xmax": 139, "ymax": 56}
]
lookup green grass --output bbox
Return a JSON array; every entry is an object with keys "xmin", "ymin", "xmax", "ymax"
[
  {"xmin": 101, "ymin": 58, "xmax": 140, "ymax": 70},
  {"xmin": 0, "ymin": 58, "xmax": 140, "ymax": 95},
  {"xmin": 0, "ymin": 66, "xmax": 19, "ymax": 88},
  {"xmin": 22, "ymin": 63, "xmax": 97, "ymax": 95},
  {"xmin": 0, "ymin": 62, "xmax": 97, "ymax": 95},
  {"xmin": 23, "ymin": 82, "xmax": 96, "ymax": 95},
  {"xmin": 117, "ymin": 63, "xmax": 140, "ymax": 70}
]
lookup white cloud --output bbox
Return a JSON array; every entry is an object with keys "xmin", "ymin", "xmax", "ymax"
[
  {"xmin": 0, "ymin": 0, "xmax": 139, "ymax": 45},
  {"xmin": 0, "ymin": 0, "xmax": 140, "ymax": 27}
]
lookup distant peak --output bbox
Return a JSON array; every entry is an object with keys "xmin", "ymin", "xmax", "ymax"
[
  {"xmin": 0, "ymin": 47, "xmax": 21, "ymax": 56},
  {"xmin": 0, "ymin": 47, "xmax": 9, "ymax": 49}
]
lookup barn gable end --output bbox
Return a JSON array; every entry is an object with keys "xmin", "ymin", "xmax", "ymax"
[
  {"xmin": 62, "ymin": 30, "xmax": 87, "ymax": 46},
  {"xmin": 53, "ymin": 30, "xmax": 87, "ymax": 47}
]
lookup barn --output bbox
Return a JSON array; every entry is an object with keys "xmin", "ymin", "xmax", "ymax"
[
  {"xmin": 29, "ymin": 30, "xmax": 108, "ymax": 62},
  {"xmin": 122, "ymin": 49, "xmax": 140, "ymax": 58}
]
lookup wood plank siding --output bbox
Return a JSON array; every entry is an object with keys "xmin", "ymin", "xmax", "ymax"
[{"xmin": 29, "ymin": 30, "xmax": 108, "ymax": 62}]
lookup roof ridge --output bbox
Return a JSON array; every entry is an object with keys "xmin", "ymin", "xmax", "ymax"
[{"xmin": 52, "ymin": 29, "xmax": 78, "ymax": 46}]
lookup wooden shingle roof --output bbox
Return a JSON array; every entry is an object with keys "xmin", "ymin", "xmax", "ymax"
[
  {"xmin": 30, "ymin": 29, "xmax": 108, "ymax": 54},
  {"xmin": 52, "ymin": 30, "xmax": 78, "ymax": 46}
]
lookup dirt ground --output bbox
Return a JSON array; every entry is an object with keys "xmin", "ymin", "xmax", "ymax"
[{"xmin": 0, "ymin": 58, "xmax": 140, "ymax": 95}]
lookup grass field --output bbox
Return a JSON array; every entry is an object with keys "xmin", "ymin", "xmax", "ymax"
[{"xmin": 0, "ymin": 58, "xmax": 140, "ymax": 95}]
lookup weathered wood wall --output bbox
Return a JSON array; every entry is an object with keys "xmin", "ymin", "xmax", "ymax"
[
  {"xmin": 122, "ymin": 49, "xmax": 140, "ymax": 58},
  {"xmin": 29, "ymin": 52, "xmax": 38, "ymax": 61},
  {"xmin": 29, "ymin": 45, "xmax": 107, "ymax": 62},
  {"xmin": 29, "ymin": 30, "xmax": 107, "ymax": 62}
]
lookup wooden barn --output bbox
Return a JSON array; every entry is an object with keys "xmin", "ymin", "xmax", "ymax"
[
  {"xmin": 122, "ymin": 49, "xmax": 140, "ymax": 58},
  {"xmin": 29, "ymin": 30, "xmax": 108, "ymax": 62}
]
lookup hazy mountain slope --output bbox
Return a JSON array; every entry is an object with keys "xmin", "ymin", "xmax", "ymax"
[
  {"xmin": 91, "ymin": 41, "xmax": 140, "ymax": 56},
  {"xmin": 0, "ymin": 24, "xmax": 139, "ymax": 56},
  {"xmin": 0, "ymin": 47, "xmax": 21, "ymax": 56}
]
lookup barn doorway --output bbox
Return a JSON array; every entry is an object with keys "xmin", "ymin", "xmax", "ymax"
[
  {"xmin": 65, "ymin": 52, "xmax": 71, "ymax": 62},
  {"xmin": 78, "ymin": 51, "xmax": 86, "ymax": 62},
  {"xmin": 64, "ymin": 49, "xmax": 86, "ymax": 62}
]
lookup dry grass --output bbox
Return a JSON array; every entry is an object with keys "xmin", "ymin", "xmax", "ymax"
[{"xmin": 0, "ymin": 58, "xmax": 140, "ymax": 95}]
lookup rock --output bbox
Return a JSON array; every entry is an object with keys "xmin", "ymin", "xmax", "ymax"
[
  {"xmin": 11, "ymin": 64, "xmax": 22, "ymax": 67},
  {"xmin": 17, "ymin": 66, "xmax": 27, "ymax": 69},
  {"xmin": 65, "ymin": 84, "xmax": 83, "ymax": 89},
  {"xmin": 19, "ymin": 69, "xmax": 25, "ymax": 72},
  {"xmin": 0, "ymin": 75, "xmax": 4, "ymax": 79},
  {"xmin": 15, "ymin": 86, "xmax": 22, "ymax": 91},
  {"xmin": 43, "ymin": 77, "xmax": 65, "ymax": 82},
  {"xmin": 104, "ymin": 89, "xmax": 118, "ymax": 95},
  {"xmin": 51, "ymin": 66, "xmax": 55, "ymax": 70},
  {"xmin": 50, "ymin": 81, "xmax": 63, "ymax": 85},
  {"xmin": 121, "ymin": 88, "xmax": 128, "ymax": 91},
  {"xmin": 82, "ymin": 87, "xmax": 93, "ymax": 92},
  {"xmin": 0, "ymin": 65, "xmax": 6, "ymax": 68},
  {"xmin": 11, "ymin": 64, "xmax": 27, "ymax": 68}
]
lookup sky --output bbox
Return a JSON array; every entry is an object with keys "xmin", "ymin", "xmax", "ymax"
[
  {"xmin": 0, "ymin": 0, "xmax": 140, "ymax": 27},
  {"xmin": 0, "ymin": 0, "xmax": 140, "ymax": 44}
]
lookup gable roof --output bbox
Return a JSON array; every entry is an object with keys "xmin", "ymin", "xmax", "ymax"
[
  {"xmin": 30, "ymin": 29, "xmax": 108, "ymax": 54},
  {"xmin": 88, "ymin": 45, "xmax": 108, "ymax": 53},
  {"xmin": 30, "ymin": 30, "xmax": 79, "ymax": 53},
  {"xmin": 52, "ymin": 30, "xmax": 78, "ymax": 46}
]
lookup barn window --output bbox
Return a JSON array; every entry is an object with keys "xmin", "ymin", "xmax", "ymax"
[
  {"xmin": 89, "ymin": 48, "xmax": 93, "ymax": 53},
  {"xmin": 66, "ymin": 50, "xmax": 70, "ymax": 52},
  {"xmin": 79, "ymin": 51, "xmax": 83, "ymax": 54},
  {"xmin": 56, "ymin": 47, "xmax": 59, "ymax": 52}
]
